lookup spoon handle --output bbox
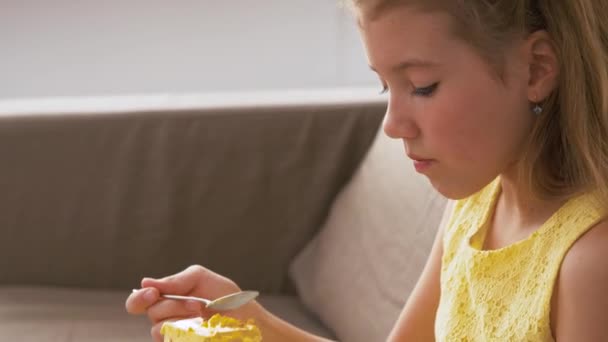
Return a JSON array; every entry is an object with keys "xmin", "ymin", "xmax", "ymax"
[
  {"xmin": 132, "ymin": 289, "xmax": 212, "ymax": 306},
  {"xmin": 162, "ymin": 294, "xmax": 212, "ymax": 306}
]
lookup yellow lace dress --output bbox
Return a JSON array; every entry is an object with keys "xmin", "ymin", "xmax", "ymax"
[{"xmin": 435, "ymin": 178, "xmax": 606, "ymax": 341}]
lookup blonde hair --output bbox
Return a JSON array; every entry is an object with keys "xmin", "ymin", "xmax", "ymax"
[{"xmin": 345, "ymin": 0, "xmax": 608, "ymax": 206}]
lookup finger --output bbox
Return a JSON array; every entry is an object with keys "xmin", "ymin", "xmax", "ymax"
[
  {"xmin": 125, "ymin": 287, "xmax": 160, "ymax": 315},
  {"xmin": 151, "ymin": 321, "xmax": 164, "ymax": 342},
  {"xmin": 147, "ymin": 298, "xmax": 203, "ymax": 324},
  {"xmin": 141, "ymin": 265, "xmax": 209, "ymax": 295}
]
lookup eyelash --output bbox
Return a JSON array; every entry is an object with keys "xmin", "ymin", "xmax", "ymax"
[
  {"xmin": 413, "ymin": 82, "xmax": 439, "ymax": 97},
  {"xmin": 379, "ymin": 82, "xmax": 439, "ymax": 97}
]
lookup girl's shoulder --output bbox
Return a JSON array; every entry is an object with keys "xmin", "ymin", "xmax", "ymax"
[{"xmin": 553, "ymin": 217, "xmax": 608, "ymax": 339}]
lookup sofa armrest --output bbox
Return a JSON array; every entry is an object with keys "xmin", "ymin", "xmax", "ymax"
[{"xmin": 0, "ymin": 90, "xmax": 385, "ymax": 293}]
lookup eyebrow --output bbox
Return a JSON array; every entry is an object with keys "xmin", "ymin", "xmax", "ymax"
[{"xmin": 369, "ymin": 59, "xmax": 438, "ymax": 73}]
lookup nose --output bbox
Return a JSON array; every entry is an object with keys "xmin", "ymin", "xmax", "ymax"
[{"xmin": 382, "ymin": 99, "xmax": 420, "ymax": 140}]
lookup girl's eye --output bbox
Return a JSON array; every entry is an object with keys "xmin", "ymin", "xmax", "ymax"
[{"xmin": 412, "ymin": 82, "xmax": 439, "ymax": 97}]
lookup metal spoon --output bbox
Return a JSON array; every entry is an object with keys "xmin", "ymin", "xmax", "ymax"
[{"xmin": 132, "ymin": 289, "xmax": 259, "ymax": 311}]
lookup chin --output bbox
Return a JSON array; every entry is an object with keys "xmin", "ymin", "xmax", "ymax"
[{"xmin": 427, "ymin": 177, "xmax": 487, "ymax": 200}]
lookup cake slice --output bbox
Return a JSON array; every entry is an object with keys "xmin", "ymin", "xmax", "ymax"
[{"xmin": 160, "ymin": 314, "xmax": 262, "ymax": 342}]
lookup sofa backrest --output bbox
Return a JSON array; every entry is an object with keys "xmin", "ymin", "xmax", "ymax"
[{"xmin": 0, "ymin": 90, "xmax": 385, "ymax": 293}]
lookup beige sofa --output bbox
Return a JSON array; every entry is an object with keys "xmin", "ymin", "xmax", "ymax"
[{"xmin": 0, "ymin": 89, "xmax": 446, "ymax": 342}]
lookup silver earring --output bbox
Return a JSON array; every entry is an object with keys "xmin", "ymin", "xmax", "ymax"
[{"xmin": 532, "ymin": 103, "xmax": 543, "ymax": 115}]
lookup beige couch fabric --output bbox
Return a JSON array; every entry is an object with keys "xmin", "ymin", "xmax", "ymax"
[{"xmin": 290, "ymin": 127, "xmax": 448, "ymax": 342}]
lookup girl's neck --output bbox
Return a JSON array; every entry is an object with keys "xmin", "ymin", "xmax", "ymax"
[{"xmin": 498, "ymin": 166, "xmax": 567, "ymax": 230}]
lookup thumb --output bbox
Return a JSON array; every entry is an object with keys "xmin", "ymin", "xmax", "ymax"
[{"xmin": 141, "ymin": 265, "xmax": 205, "ymax": 295}]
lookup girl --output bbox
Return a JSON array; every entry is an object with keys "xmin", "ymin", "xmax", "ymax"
[{"xmin": 126, "ymin": 1, "xmax": 608, "ymax": 341}]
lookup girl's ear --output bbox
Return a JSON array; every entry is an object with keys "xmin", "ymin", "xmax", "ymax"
[{"xmin": 524, "ymin": 30, "xmax": 560, "ymax": 102}]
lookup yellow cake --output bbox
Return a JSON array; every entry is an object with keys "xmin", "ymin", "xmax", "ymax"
[{"xmin": 160, "ymin": 314, "xmax": 262, "ymax": 342}]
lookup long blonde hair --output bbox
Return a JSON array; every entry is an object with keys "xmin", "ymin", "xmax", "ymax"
[{"xmin": 345, "ymin": 0, "xmax": 608, "ymax": 206}]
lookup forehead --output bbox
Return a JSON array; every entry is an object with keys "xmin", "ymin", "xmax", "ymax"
[{"xmin": 358, "ymin": 6, "xmax": 457, "ymax": 71}]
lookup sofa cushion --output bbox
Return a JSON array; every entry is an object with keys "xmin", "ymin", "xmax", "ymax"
[
  {"xmin": 0, "ymin": 286, "xmax": 334, "ymax": 341},
  {"xmin": 289, "ymin": 127, "xmax": 447, "ymax": 342}
]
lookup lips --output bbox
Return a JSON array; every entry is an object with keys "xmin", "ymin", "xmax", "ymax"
[
  {"xmin": 407, "ymin": 154, "xmax": 435, "ymax": 173},
  {"xmin": 407, "ymin": 153, "xmax": 432, "ymax": 162}
]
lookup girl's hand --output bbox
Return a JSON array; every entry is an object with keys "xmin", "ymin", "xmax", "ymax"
[{"xmin": 125, "ymin": 265, "xmax": 265, "ymax": 341}]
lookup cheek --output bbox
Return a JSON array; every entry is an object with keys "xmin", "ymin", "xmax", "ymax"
[
  {"xmin": 426, "ymin": 91, "xmax": 498, "ymax": 161},
  {"xmin": 424, "ymin": 79, "xmax": 529, "ymax": 168},
  {"xmin": 422, "ymin": 91, "xmax": 509, "ymax": 199}
]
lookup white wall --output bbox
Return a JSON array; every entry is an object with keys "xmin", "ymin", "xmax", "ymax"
[{"xmin": 0, "ymin": 1, "xmax": 378, "ymax": 99}]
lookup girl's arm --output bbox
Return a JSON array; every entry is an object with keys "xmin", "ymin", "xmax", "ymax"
[{"xmin": 553, "ymin": 219, "xmax": 608, "ymax": 341}]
